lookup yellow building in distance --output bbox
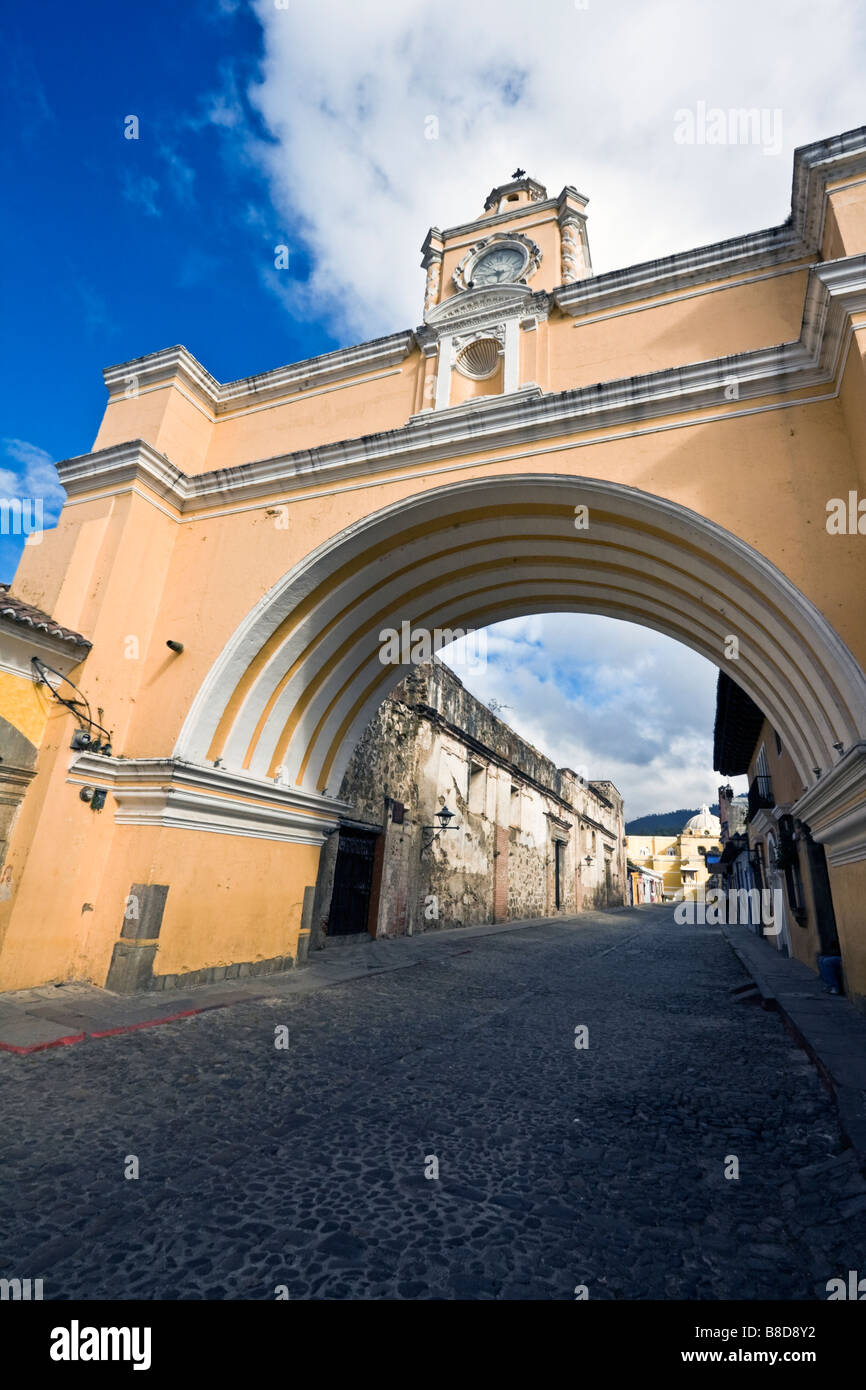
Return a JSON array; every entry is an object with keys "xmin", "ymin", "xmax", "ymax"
[{"xmin": 627, "ymin": 806, "xmax": 722, "ymax": 901}]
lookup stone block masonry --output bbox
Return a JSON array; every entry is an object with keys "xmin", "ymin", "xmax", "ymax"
[{"xmin": 314, "ymin": 660, "xmax": 626, "ymax": 942}]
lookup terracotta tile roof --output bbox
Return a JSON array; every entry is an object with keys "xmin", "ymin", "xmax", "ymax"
[{"xmin": 0, "ymin": 585, "xmax": 91, "ymax": 649}]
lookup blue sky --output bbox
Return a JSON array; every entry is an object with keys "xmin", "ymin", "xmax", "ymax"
[
  {"xmin": 444, "ymin": 616, "xmax": 736, "ymax": 818},
  {"xmin": 2, "ymin": 0, "xmax": 863, "ymax": 814},
  {"xmin": 0, "ymin": 0, "xmax": 336, "ymax": 577}
]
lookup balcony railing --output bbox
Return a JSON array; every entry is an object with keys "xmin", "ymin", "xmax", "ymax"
[{"xmin": 747, "ymin": 774, "xmax": 775, "ymax": 820}]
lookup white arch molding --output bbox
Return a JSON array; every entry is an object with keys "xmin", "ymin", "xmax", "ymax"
[{"xmin": 174, "ymin": 475, "xmax": 866, "ymax": 804}]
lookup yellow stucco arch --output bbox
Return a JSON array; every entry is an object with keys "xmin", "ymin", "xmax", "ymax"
[
  {"xmin": 6, "ymin": 129, "xmax": 866, "ymax": 997},
  {"xmin": 175, "ymin": 474, "xmax": 866, "ymax": 799}
]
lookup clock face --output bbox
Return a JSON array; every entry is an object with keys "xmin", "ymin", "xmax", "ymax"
[{"xmin": 471, "ymin": 245, "xmax": 527, "ymax": 286}]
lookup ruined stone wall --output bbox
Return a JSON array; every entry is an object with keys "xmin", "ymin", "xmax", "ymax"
[
  {"xmin": 506, "ymin": 827, "xmax": 549, "ymax": 919},
  {"xmin": 335, "ymin": 670, "xmax": 428, "ymax": 827},
  {"xmin": 319, "ymin": 660, "xmax": 626, "ymax": 941}
]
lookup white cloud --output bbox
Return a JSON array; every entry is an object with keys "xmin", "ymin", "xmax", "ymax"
[
  {"xmin": 0, "ymin": 439, "xmax": 65, "ymax": 523},
  {"xmin": 160, "ymin": 147, "xmax": 196, "ymax": 205},
  {"xmin": 242, "ymin": 0, "xmax": 865, "ymax": 340},
  {"xmin": 442, "ymin": 615, "xmax": 747, "ymax": 820},
  {"xmin": 122, "ymin": 170, "xmax": 161, "ymax": 218}
]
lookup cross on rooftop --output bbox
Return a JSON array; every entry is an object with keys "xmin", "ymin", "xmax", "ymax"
[{"xmin": 511, "ymin": 168, "xmax": 526, "ymax": 179}]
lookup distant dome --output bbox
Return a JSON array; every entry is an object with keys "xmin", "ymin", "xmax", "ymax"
[{"xmin": 683, "ymin": 804, "xmax": 721, "ymax": 836}]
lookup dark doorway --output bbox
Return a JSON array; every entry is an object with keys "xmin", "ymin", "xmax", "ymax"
[
  {"xmin": 554, "ymin": 840, "xmax": 563, "ymax": 909},
  {"xmin": 802, "ymin": 827, "xmax": 841, "ymax": 956},
  {"xmin": 329, "ymin": 830, "xmax": 378, "ymax": 936}
]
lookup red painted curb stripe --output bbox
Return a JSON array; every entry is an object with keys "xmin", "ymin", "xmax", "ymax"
[
  {"xmin": 89, "ymin": 1009, "xmax": 201, "ymax": 1037},
  {"xmin": 0, "ymin": 1031, "xmax": 87, "ymax": 1055},
  {"xmin": 1, "ymin": 993, "xmax": 271, "ymax": 1053}
]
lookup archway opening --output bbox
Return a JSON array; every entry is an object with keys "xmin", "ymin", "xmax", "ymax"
[{"xmin": 176, "ymin": 474, "xmax": 866, "ymax": 804}]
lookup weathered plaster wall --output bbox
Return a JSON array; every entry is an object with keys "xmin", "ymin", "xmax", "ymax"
[{"xmin": 319, "ymin": 660, "xmax": 625, "ymax": 942}]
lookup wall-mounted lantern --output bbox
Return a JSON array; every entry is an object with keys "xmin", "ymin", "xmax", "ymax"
[{"xmin": 421, "ymin": 805, "xmax": 459, "ymax": 854}]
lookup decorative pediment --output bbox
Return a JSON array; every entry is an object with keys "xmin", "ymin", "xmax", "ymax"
[{"xmin": 425, "ymin": 283, "xmax": 533, "ymax": 326}]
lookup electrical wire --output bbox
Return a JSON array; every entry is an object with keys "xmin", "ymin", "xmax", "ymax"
[{"xmin": 31, "ymin": 657, "xmax": 113, "ymax": 749}]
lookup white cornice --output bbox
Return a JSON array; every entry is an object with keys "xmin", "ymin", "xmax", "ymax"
[
  {"xmin": 103, "ymin": 333, "xmax": 417, "ymax": 417},
  {"xmin": 482, "ymin": 176, "xmax": 549, "ymax": 211},
  {"xmin": 437, "ymin": 194, "xmax": 561, "ymax": 242},
  {"xmin": 96, "ymin": 129, "xmax": 866, "ymax": 424},
  {"xmin": 65, "ymin": 754, "xmax": 350, "ymax": 845},
  {"xmin": 553, "ymin": 232, "xmax": 810, "ymax": 317},
  {"xmin": 56, "ymin": 440, "xmax": 187, "ymax": 510},
  {"xmin": 791, "ymin": 127, "xmax": 866, "ymax": 256},
  {"xmin": 432, "ymin": 184, "xmax": 589, "ymax": 245},
  {"xmin": 57, "ymin": 256, "xmax": 866, "ymax": 516},
  {"xmin": 555, "ymin": 125, "xmax": 866, "ymax": 316},
  {"xmin": 792, "ymin": 742, "xmax": 866, "ymax": 866}
]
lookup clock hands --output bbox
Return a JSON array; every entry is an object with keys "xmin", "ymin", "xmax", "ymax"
[{"xmin": 470, "ymin": 245, "xmax": 527, "ymax": 287}]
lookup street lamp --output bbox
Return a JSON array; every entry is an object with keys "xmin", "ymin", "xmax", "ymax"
[{"xmin": 421, "ymin": 805, "xmax": 459, "ymax": 854}]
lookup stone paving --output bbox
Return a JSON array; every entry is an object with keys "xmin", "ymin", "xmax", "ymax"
[{"xmin": 1, "ymin": 904, "xmax": 865, "ymax": 1300}]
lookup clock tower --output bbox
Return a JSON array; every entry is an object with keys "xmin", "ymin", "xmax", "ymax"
[{"xmin": 417, "ymin": 171, "xmax": 592, "ymax": 411}]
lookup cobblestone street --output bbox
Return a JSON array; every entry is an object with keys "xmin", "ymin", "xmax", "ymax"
[{"xmin": 2, "ymin": 904, "xmax": 865, "ymax": 1301}]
